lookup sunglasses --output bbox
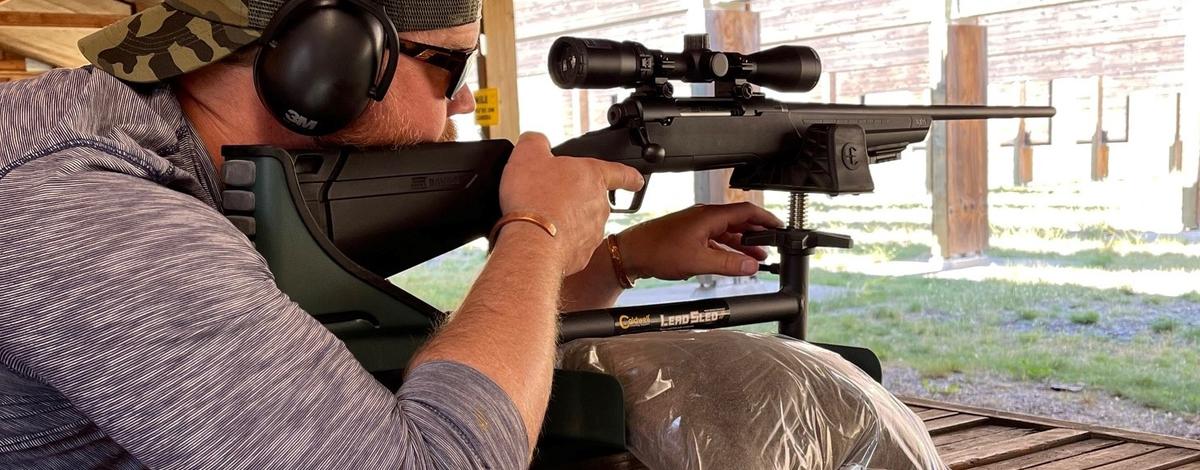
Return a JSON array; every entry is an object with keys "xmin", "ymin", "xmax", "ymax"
[{"xmin": 395, "ymin": 37, "xmax": 478, "ymax": 99}]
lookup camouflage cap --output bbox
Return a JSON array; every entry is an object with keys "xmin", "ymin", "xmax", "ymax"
[{"xmin": 80, "ymin": 0, "xmax": 482, "ymax": 83}]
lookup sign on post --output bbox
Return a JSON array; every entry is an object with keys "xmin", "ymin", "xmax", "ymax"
[{"xmin": 474, "ymin": 88, "xmax": 499, "ymax": 127}]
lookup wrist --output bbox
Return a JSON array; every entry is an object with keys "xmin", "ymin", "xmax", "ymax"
[
  {"xmin": 614, "ymin": 231, "xmax": 646, "ymax": 280},
  {"xmin": 493, "ymin": 223, "xmax": 568, "ymax": 272}
]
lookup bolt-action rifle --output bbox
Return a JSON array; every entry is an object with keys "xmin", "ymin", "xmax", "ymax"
[{"xmin": 220, "ymin": 34, "xmax": 1053, "ymax": 462}]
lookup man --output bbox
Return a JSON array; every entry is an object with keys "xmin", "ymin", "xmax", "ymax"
[{"xmin": 0, "ymin": 0, "xmax": 781, "ymax": 468}]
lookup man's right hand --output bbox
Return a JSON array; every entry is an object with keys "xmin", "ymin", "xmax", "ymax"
[{"xmin": 497, "ymin": 132, "xmax": 644, "ymax": 275}]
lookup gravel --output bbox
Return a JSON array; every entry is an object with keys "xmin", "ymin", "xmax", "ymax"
[{"xmin": 884, "ymin": 366, "xmax": 1200, "ymax": 439}]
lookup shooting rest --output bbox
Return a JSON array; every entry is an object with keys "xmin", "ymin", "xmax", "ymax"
[
  {"xmin": 219, "ymin": 143, "xmax": 883, "ymax": 465},
  {"xmin": 218, "ymin": 32, "xmax": 1053, "ymax": 466}
]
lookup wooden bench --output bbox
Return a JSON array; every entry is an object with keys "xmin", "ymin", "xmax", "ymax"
[{"xmin": 904, "ymin": 397, "xmax": 1200, "ymax": 469}]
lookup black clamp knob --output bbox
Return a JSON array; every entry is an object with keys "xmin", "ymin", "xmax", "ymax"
[{"xmin": 742, "ymin": 228, "xmax": 853, "ymax": 254}]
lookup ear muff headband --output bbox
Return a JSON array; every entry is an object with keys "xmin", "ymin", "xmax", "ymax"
[{"xmin": 254, "ymin": 0, "xmax": 400, "ymax": 136}]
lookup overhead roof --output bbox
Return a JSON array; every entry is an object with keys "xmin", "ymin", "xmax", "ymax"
[{"xmin": 0, "ymin": 0, "xmax": 146, "ymax": 69}]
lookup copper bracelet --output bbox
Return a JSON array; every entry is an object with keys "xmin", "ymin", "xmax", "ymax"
[
  {"xmin": 606, "ymin": 234, "xmax": 636, "ymax": 289},
  {"xmin": 488, "ymin": 212, "xmax": 557, "ymax": 250}
]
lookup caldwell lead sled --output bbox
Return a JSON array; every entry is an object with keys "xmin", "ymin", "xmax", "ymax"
[{"xmin": 219, "ymin": 35, "xmax": 1054, "ymax": 465}]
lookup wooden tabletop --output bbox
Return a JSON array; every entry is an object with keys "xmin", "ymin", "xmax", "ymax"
[{"xmin": 902, "ymin": 396, "xmax": 1200, "ymax": 469}]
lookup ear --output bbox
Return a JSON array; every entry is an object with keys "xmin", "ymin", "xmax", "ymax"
[{"xmin": 254, "ymin": 4, "xmax": 387, "ymax": 136}]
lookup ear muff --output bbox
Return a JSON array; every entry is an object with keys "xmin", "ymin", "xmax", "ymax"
[{"xmin": 254, "ymin": 0, "xmax": 399, "ymax": 136}]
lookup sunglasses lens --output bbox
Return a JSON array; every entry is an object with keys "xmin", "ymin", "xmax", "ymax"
[{"xmin": 446, "ymin": 53, "xmax": 478, "ymax": 99}]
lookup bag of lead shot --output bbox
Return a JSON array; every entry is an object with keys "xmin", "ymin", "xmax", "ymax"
[{"xmin": 559, "ymin": 330, "xmax": 946, "ymax": 470}]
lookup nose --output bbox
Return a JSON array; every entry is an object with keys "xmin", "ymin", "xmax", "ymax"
[{"xmin": 447, "ymin": 84, "xmax": 476, "ymax": 116}]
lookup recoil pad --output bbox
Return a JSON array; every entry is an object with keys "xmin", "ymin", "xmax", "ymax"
[{"xmin": 223, "ymin": 160, "xmax": 258, "ymax": 238}]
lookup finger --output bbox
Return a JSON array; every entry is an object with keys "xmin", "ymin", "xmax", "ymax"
[
  {"xmin": 687, "ymin": 247, "xmax": 760, "ymax": 277},
  {"xmin": 714, "ymin": 233, "xmax": 769, "ymax": 260},
  {"xmin": 717, "ymin": 202, "xmax": 785, "ymax": 229},
  {"xmin": 594, "ymin": 161, "xmax": 645, "ymax": 192},
  {"xmin": 727, "ymin": 223, "xmax": 770, "ymax": 236},
  {"xmin": 700, "ymin": 203, "xmax": 784, "ymax": 239},
  {"xmin": 512, "ymin": 132, "xmax": 552, "ymax": 159}
]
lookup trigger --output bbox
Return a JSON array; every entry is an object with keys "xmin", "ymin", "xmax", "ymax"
[{"xmin": 610, "ymin": 174, "xmax": 650, "ymax": 214}]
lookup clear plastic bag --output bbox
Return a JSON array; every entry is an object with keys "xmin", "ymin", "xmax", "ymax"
[{"xmin": 558, "ymin": 330, "xmax": 947, "ymax": 470}]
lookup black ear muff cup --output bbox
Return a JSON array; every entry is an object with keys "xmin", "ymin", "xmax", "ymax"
[{"xmin": 254, "ymin": 1, "xmax": 395, "ymax": 136}]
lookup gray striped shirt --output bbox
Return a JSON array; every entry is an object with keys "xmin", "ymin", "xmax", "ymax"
[{"xmin": 0, "ymin": 68, "xmax": 528, "ymax": 469}]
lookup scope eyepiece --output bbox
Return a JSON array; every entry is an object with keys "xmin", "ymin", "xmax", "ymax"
[{"xmin": 547, "ymin": 35, "xmax": 822, "ymax": 94}]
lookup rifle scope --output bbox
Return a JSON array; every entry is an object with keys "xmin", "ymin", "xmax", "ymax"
[{"xmin": 548, "ymin": 36, "xmax": 822, "ymax": 93}]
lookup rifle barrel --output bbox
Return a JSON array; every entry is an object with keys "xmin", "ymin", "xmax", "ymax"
[{"xmin": 781, "ymin": 103, "xmax": 1055, "ymax": 120}]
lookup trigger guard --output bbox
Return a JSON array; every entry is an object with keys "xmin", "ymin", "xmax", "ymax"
[{"xmin": 609, "ymin": 174, "xmax": 650, "ymax": 214}]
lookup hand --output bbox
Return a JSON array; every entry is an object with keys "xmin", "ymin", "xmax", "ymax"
[
  {"xmin": 498, "ymin": 132, "xmax": 645, "ymax": 275},
  {"xmin": 617, "ymin": 202, "xmax": 784, "ymax": 281}
]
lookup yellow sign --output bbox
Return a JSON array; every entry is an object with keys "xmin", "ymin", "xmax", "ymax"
[{"xmin": 474, "ymin": 88, "xmax": 499, "ymax": 127}]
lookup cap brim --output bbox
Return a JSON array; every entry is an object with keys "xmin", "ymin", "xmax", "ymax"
[{"xmin": 79, "ymin": 4, "xmax": 259, "ymax": 83}]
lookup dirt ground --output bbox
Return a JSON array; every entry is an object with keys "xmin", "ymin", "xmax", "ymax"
[{"xmin": 884, "ymin": 365, "xmax": 1200, "ymax": 440}]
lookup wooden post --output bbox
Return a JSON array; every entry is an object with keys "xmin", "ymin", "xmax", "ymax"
[
  {"xmin": 1090, "ymin": 77, "xmax": 1109, "ymax": 181},
  {"xmin": 0, "ymin": 49, "xmax": 26, "ymax": 83},
  {"xmin": 1013, "ymin": 82, "xmax": 1034, "ymax": 186},
  {"xmin": 1187, "ymin": 164, "xmax": 1200, "ymax": 229},
  {"xmin": 1181, "ymin": 2, "xmax": 1199, "ymax": 229},
  {"xmin": 696, "ymin": 2, "xmax": 763, "ymax": 209},
  {"xmin": 931, "ymin": 23, "xmax": 989, "ymax": 262},
  {"xmin": 1169, "ymin": 93, "xmax": 1183, "ymax": 173},
  {"xmin": 479, "ymin": 0, "xmax": 520, "ymax": 142}
]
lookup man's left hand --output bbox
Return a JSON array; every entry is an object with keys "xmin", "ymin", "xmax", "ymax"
[{"xmin": 618, "ymin": 202, "xmax": 785, "ymax": 281}]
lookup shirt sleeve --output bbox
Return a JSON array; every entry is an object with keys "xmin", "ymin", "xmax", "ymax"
[{"xmin": 0, "ymin": 157, "xmax": 529, "ymax": 469}]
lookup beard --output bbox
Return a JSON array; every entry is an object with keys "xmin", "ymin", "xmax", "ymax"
[{"xmin": 316, "ymin": 109, "xmax": 458, "ymax": 149}]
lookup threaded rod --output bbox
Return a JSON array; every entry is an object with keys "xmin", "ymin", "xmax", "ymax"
[{"xmin": 789, "ymin": 193, "xmax": 808, "ymax": 230}]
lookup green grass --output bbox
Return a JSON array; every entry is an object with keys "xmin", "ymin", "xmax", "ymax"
[
  {"xmin": 389, "ymin": 247, "xmax": 488, "ymax": 311},
  {"xmin": 1069, "ymin": 310, "xmax": 1100, "ymax": 325},
  {"xmin": 921, "ymin": 379, "xmax": 962, "ymax": 395},
  {"xmin": 817, "ymin": 241, "xmax": 932, "ymax": 262},
  {"xmin": 801, "ymin": 200, "xmax": 927, "ymax": 211},
  {"xmin": 990, "ymin": 223, "xmax": 1200, "ymax": 247},
  {"xmin": 1150, "ymin": 317, "xmax": 1179, "ymax": 334},
  {"xmin": 806, "ymin": 270, "xmax": 1200, "ymax": 414},
  {"xmin": 989, "ymin": 247, "xmax": 1200, "ymax": 271},
  {"xmin": 820, "ymin": 221, "xmax": 931, "ymax": 233},
  {"xmin": 871, "ymin": 306, "xmax": 902, "ymax": 321}
]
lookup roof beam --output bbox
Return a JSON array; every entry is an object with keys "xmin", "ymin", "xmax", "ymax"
[
  {"xmin": 0, "ymin": 49, "xmax": 26, "ymax": 71},
  {"xmin": 0, "ymin": 70, "xmax": 39, "ymax": 80},
  {"xmin": 0, "ymin": 11, "xmax": 125, "ymax": 28}
]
